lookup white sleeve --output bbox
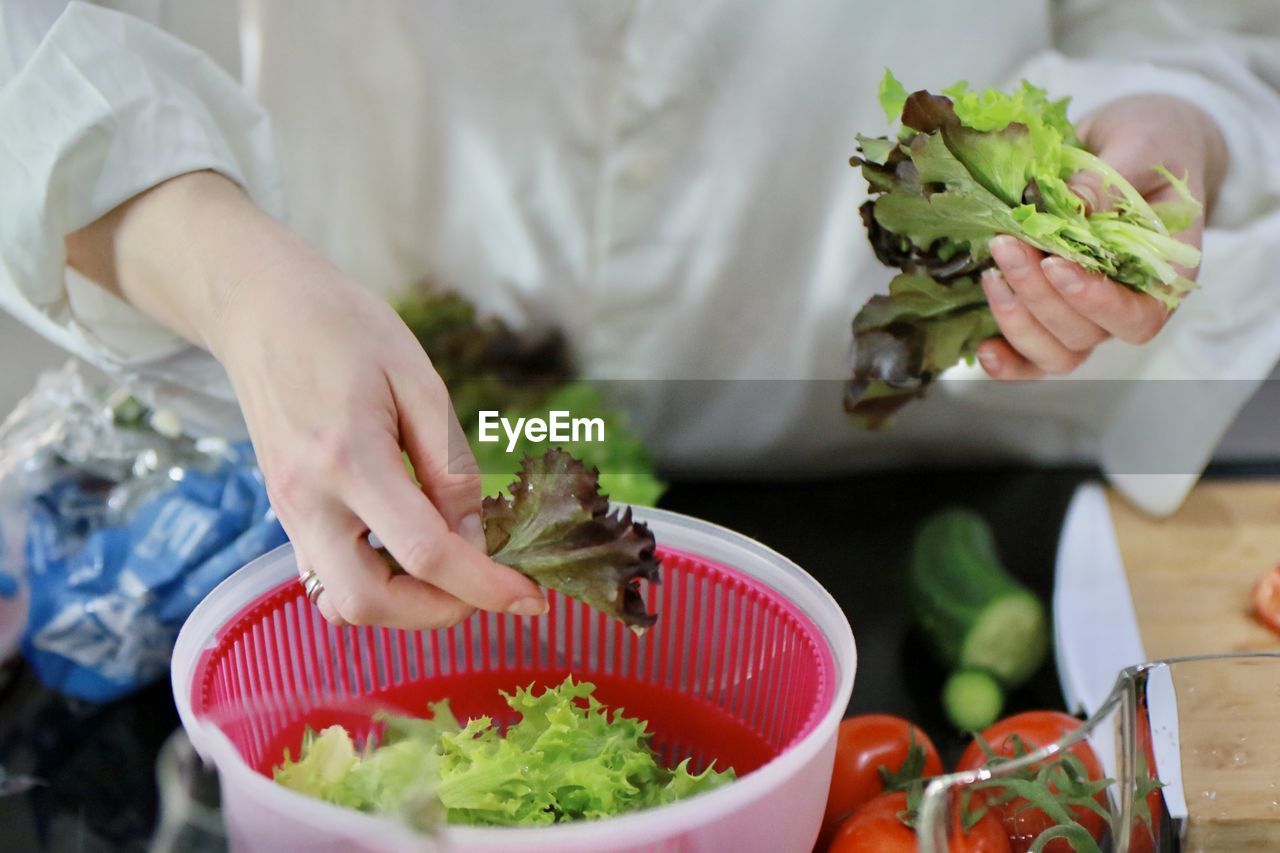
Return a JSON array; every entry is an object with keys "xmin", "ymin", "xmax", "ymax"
[
  {"xmin": 944, "ymin": 0, "xmax": 1280, "ymax": 515},
  {"xmin": 0, "ymin": 0, "xmax": 284, "ymax": 373}
]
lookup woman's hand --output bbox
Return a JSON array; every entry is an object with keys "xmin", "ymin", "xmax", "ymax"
[
  {"xmin": 976, "ymin": 94, "xmax": 1227, "ymax": 379},
  {"xmin": 210, "ymin": 238, "xmax": 548, "ymax": 629},
  {"xmin": 67, "ymin": 171, "xmax": 547, "ymax": 628}
]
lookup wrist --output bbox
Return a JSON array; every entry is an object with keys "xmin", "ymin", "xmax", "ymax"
[
  {"xmin": 107, "ymin": 171, "xmax": 327, "ymax": 364},
  {"xmin": 183, "ymin": 186, "xmax": 362, "ymax": 373},
  {"xmin": 98, "ymin": 170, "xmax": 263, "ymax": 350}
]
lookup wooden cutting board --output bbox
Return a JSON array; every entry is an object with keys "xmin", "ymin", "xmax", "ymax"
[{"xmin": 1107, "ymin": 481, "xmax": 1280, "ymax": 850}]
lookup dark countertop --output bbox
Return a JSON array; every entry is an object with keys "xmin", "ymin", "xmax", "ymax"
[
  {"xmin": 660, "ymin": 465, "xmax": 1092, "ymax": 757},
  {"xmin": 2, "ymin": 463, "xmax": 1273, "ymax": 851}
]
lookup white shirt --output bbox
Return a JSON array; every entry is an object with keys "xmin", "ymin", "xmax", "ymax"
[{"xmin": 3, "ymin": 0, "xmax": 1280, "ymax": 514}]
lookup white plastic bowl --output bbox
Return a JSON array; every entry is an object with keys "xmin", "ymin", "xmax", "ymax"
[{"xmin": 172, "ymin": 507, "xmax": 856, "ymax": 852}]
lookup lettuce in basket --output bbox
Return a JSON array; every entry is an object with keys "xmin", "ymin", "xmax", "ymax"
[
  {"xmin": 847, "ymin": 70, "xmax": 1202, "ymax": 426},
  {"xmin": 272, "ymin": 721, "xmax": 447, "ymax": 820},
  {"xmin": 273, "ymin": 678, "xmax": 734, "ymax": 829}
]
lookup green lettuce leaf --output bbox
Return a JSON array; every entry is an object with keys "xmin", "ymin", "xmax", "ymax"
[
  {"xmin": 377, "ymin": 699, "xmax": 461, "ymax": 746},
  {"xmin": 847, "ymin": 273, "xmax": 996, "ymax": 427},
  {"xmin": 338, "ymin": 738, "xmax": 443, "ymax": 817},
  {"xmin": 1150, "ymin": 164, "xmax": 1201, "ymax": 233},
  {"xmin": 847, "ymin": 70, "xmax": 1204, "ymax": 425},
  {"xmin": 483, "ymin": 450, "xmax": 661, "ymax": 629},
  {"xmin": 878, "ymin": 68, "xmax": 910, "ymax": 123},
  {"xmin": 273, "ymin": 726, "xmax": 360, "ymax": 805},
  {"xmin": 871, "ymin": 133, "xmax": 1022, "ymax": 260},
  {"xmin": 943, "ymin": 78, "xmax": 1075, "ymax": 143},
  {"xmin": 440, "ymin": 679, "xmax": 733, "ymax": 825},
  {"xmin": 273, "ymin": 678, "xmax": 735, "ymax": 829},
  {"xmin": 852, "ymin": 272, "xmax": 988, "ymax": 329}
]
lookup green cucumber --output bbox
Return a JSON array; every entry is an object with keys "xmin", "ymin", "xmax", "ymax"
[
  {"xmin": 942, "ymin": 668, "xmax": 1004, "ymax": 732},
  {"xmin": 909, "ymin": 508, "xmax": 1049, "ymax": 687}
]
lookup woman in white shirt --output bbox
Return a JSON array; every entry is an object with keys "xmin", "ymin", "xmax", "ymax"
[{"xmin": 2, "ymin": 1, "xmax": 1278, "ymax": 629}]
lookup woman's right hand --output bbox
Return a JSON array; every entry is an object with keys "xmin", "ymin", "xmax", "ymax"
[
  {"xmin": 67, "ymin": 171, "xmax": 547, "ymax": 628},
  {"xmin": 209, "ymin": 232, "xmax": 550, "ymax": 629}
]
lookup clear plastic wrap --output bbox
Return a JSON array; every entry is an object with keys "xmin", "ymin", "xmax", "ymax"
[{"xmin": 0, "ymin": 361, "xmax": 286, "ymax": 702}]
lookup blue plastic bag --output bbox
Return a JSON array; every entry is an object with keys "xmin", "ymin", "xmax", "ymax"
[
  {"xmin": 0, "ymin": 363, "xmax": 286, "ymax": 702},
  {"xmin": 20, "ymin": 448, "xmax": 285, "ymax": 701}
]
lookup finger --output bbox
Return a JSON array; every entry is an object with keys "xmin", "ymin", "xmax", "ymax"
[
  {"xmin": 976, "ymin": 338, "xmax": 1045, "ymax": 381},
  {"xmin": 345, "ymin": 435, "xmax": 546, "ymax": 615},
  {"xmin": 1067, "ymin": 134, "xmax": 1174, "ymax": 215},
  {"xmin": 307, "ymin": 519, "xmax": 477, "ymax": 629},
  {"xmin": 982, "ymin": 268, "xmax": 1088, "ymax": 376},
  {"xmin": 313, "ymin": 590, "xmax": 349, "ymax": 627},
  {"xmin": 1066, "ymin": 171, "xmax": 1106, "ymax": 216},
  {"xmin": 1039, "ymin": 257, "xmax": 1169, "ymax": 345},
  {"xmin": 297, "ymin": 557, "xmax": 349, "ymax": 627},
  {"xmin": 389, "ymin": 363, "xmax": 485, "ymax": 544},
  {"xmin": 989, "ymin": 237, "xmax": 1109, "ymax": 352},
  {"xmin": 274, "ymin": 503, "xmax": 349, "ymax": 625}
]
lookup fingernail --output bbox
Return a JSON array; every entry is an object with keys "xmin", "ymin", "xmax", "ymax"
[
  {"xmin": 988, "ymin": 235, "xmax": 1024, "ymax": 271},
  {"xmin": 978, "ymin": 349, "xmax": 1000, "ymax": 373},
  {"xmin": 458, "ymin": 512, "xmax": 486, "ymax": 551},
  {"xmin": 1041, "ymin": 258, "xmax": 1084, "ymax": 295},
  {"xmin": 982, "ymin": 269, "xmax": 1016, "ymax": 309},
  {"xmin": 509, "ymin": 595, "xmax": 549, "ymax": 617}
]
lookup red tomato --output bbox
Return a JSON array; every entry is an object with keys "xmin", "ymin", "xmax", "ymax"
[
  {"xmin": 1253, "ymin": 565, "xmax": 1280, "ymax": 635},
  {"xmin": 1126, "ymin": 698, "xmax": 1165, "ymax": 853},
  {"xmin": 1130, "ymin": 767, "xmax": 1166, "ymax": 853},
  {"xmin": 819, "ymin": 715, "xmax": 944, "ymax": 848},
  {"xmin": 827, "ymin": 791, "xmax": 1011, "ymax": 853},
  {"xmin": 1128, "ymin": 785, "xmax": 1164, "ymax": 853},
  {"xmin": 956, "ymin": 711, "xmax": 1107, "ymax": 853}
]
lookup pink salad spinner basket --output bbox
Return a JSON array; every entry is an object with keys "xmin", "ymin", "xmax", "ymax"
[{"xmin": 172, "ymin": 507, "xmax": 856, "ymax": 853}]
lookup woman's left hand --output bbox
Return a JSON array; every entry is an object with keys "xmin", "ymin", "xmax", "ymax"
[{"xmin": 976, "ymin": 94, "xmax": 1228, "ymax": 379}]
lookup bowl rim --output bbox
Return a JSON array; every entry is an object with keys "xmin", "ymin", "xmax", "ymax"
[{"xmin": 171, "ymin": 505, "xmax": 856, "ymax": 847}]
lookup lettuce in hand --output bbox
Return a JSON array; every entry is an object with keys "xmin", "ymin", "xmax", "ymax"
[
  {"xmin": 848, "ymin": 70, "xmax": 1202, "ymax": 426},
  {"xmin": 391, "ymin": 448, "xmax": 661, "ymax": 628},
  {"xmin": 484, "ymin": 450, "xmax": 662, "ymax": 630}
]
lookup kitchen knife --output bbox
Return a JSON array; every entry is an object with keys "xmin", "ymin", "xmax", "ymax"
[{"xmin": 1053, "ymin": 482, "xmax": 1188, "ymax": 822}]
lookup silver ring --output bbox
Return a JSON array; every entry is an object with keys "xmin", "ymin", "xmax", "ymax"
[{"xmin": 299, "ymin": 568, "xmax": 325, "ymax": 605}]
